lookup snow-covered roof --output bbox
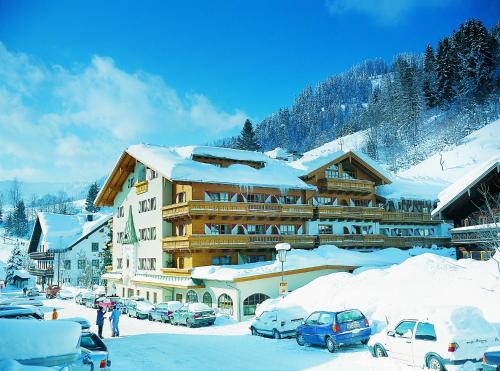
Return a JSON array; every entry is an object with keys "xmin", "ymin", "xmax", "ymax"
[
  {"xmin": 432, "ymin": 155, "xmax": 500, "ymax": 217},
  {"xmin": 126, "ymin": 144, "xmax": 316, "ymax": 191},
  {"xmin": 36, "ymin": 212, "xmax": 111, "ymax": 253},
  {"xmin": 288, "ymin": 148, "xmax": 393, "ymax": 182},
  {"xmin": 376, "ymin": 175, "xmax": 448, "ymax": 201},
  {"xmin": 191, "ymin": 245, "xmax": 455, "ymax": 282},
  {"xmin": 13, "ymin": 269, "xmax": 30, "ymax": 280},
  {"xmin": 131, "ymin": 273, "xmax": 201, "ymax": 288},
  {"xmin": 450, "ymin": 223, "xmax": 499, "ymax": 232}
]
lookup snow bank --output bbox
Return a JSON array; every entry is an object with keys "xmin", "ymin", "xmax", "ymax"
[
  {"xmin": 191, "ymin": 245, "xmax": 455, "ymax": 281},
  {"xmin": 126, "ymin": 144, "xmax": 316, "ymax": 191},
  {"xmin": 256, "ymin": 254, "xmax": 500, "ymax": 335},
  {"xmin": 38, "ymin": 212, "xmax": 111, "ymax": 252},
  {"xmin": 0, "ymin": 319, "xmax": 81, "ymax": 360}
]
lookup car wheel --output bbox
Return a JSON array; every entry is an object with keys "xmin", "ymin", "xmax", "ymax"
[
  {"xmin": 251, "ymin": 327, "xmax": 258, "ymax": 336},
  {"xmin": 325, "ymin": 337, "xmax": 337, "ymax": 353},
  {"xmin": 427, "ymin": 355, "xmax": 444, "ymax": 370},
  {"xmin": 186, "ymin": 319, "xmax": 193, "ymax": 328},
  {"xmin": 162, "ymin": 317, "xmax": 168, "ymax": 323},
  {"xmin": 272, "ymin": 329, "xmax": 281, "ymax": 340},
  {"xmin": 361, "ymin": 338, "xmax": 369, "ymax": 345},
  {"xmin": 148, "ymin": 314, "xmax": 153, "ymax": 321},
  {"xmin": 374, "ymin": 344, "xmax": 387, "ymax": 358},
  {"xmin": 296, "ymin": 333, "xmax": 305, "ymax": 346}
]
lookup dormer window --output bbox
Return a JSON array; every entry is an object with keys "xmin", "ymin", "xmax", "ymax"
[
  {"xmin": 210, "ymin": 192, "xmax": 229, "ymax": 202},
  {"xmin": 325, "ymin": 165, "xmax": 340, "ymax": 179}
]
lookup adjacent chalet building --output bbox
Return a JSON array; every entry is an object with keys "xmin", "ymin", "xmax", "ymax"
[
  {"xmin": 28, "ymin": 212, "xmax": 111, "ymax": 288},
  {"xmin": 432, "ymin": 156, "xmax": 499, "ymax": 260},
  {"xmin": 96, "ymin": 144, "xmax": 451, "ymax": 320}
]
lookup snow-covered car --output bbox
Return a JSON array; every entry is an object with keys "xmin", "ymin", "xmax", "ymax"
[
  {"xmin": 26, "ymin": 287, "xmax": 40, "ymax": 297},
  {"xmin": 127, "ymin": 299, "xmax": 155, "ymax": 319},
  {"xmin": 250, "ymin": 308, "xmax": 304, "ymax": 339},
  {"xmin": 59, "ymin": 317, "xmax": 92, "ymax": 330},
  {"xmin": 368, "ymin": 306, "xmax": 499, "ymax": 370},
  {"xmin": 57, "ymin": 288, "xmax": 76, "ymax": 300},
  {"xmin": 0, "ymin": 297, "xmax": 44, "ymax": 307},
  {"xmin": 0, "ymin": 319, "xmax": 89, "ymax": 369},
  {"xmin": 170, "ymin": 303, "xmax": 216, "ymax": 327},
  {"xmin": 0, "ymin": 305, "xmax": 44, "ymax": 320},
  {"xmin": 482, "ymin": 345, "xmax": 500, "ymax": 371},
  {"xmin": 148, "ymin": 301, "xmax": 182, "ymax": 322}
]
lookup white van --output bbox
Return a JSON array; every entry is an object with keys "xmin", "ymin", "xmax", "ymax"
[
  {"xmin": 250, "ymin": 308, "xmax": 304, "ymax": 339},
  {"xmin": 368, "ymin": 306, "xmax": 499, "ymax": 370}
]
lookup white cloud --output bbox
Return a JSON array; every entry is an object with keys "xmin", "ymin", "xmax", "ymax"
[
  {"xmin": 0, "ymin": 42, "xmax": 248, "ymax": 183},
  {"xmin": 325, "ymin": 0, "xmax": 450, "ymax": 25}
]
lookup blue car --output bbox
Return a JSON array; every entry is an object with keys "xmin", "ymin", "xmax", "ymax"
[
  {"xmin": 295, "ymin": 309, "xmax": 371, "ymax": 353},
  {"xmin": 482, "ymin": 348, "xmax": 500, "ymax": 371}
]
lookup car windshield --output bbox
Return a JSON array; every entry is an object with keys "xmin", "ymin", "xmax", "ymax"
[{"xmin": 336, "ymin": 310, "xmax": 365, "ymax": 323}]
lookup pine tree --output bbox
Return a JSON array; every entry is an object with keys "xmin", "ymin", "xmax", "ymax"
[
  {"xmin": 85, "ymin": 182, "xmax": 101, "ymax": 213},
  {"xmin": 423, "ymin": 44, "xmax": 438, "ymax": 108},
  {"xmin": 436, "ymin": 37, "xmax": 457, "ymax": 104},
  {"xmin": 236, "ymin": 119, "xmax": 260, "ymax": 151},
  {"xmin": 5, "ymin": 244, "xmax": 25, "ymax": 284},
  {"xmin": 13, "ymin": 200, "xmax": 29, "ymax": 237}
]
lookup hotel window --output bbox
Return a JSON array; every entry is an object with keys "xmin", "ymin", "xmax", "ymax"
[
  {"xmin": 317, "ymin": 197, "xmax": 333, "ymax": 205},
  {"xmin": 279, "ymin": 195, "xmax": 297, "ymax": 204},
  {"xmin": 127, "ymin": 259, "xmax": 130, "ymax": 268},
  {"xmin": 243, "ymin": 293, "xmax": 270, "ymax": 316},
  {"xmin": 139, "ymin": 227, "xmax": 157, "ymax": 241},
  {"xmin": 127, "ymin": 177, "xmax": 135, "ymax": 188},
  {"xmin": 318, "ymin": 225, "xmax": 333, "ymax": 234},
  {"xmin": 212, "ymin": 255, "xmax": 232, "ymax": 265},
  {"xmin": 176, "ymin": 192, "xmax": 187, "ymax": 203},
  {"xmin": 210, "ymin": 224, "xmax": 231, "ymax": 235},
  {"xmin": 247, "ymin": 224, "xmax": 265, "ymax": 235},
  {"xmin": 352, "ymin": 199, "xmax": 370, "ymax": 207},
  {"xmin": 247, "ymin": 255, "xmax": 265, "ymax": 263},
  {"xmin": 247, "ymin": 194, "xmax": 263, "ymax": 203},
  {"xmin": 63, "ymin": 260, "xmax": 71, "ymax": 270},
  {"xmin": 117, "ymin": 206, "xmax": 124, "ymax": 218},
  {"xmin": 91, "ymin": 242, "xmax": 99, "ymax": 252},
  {"xmin": 139, "ymin": 198, "xmax": 157, "ymax": 213},
  {"xmin": 186, "ymin": 290, "xmax": 198, "ymax": 303},
  {"xmin": 117, "ymin": 232, "xmax": 124, "ymax": 243},
  {"xmin": 117, "ymin": 258, "xmax": 123, "ymax": 269},
  {"xmin": 92, "ymin": 259, "xmax": 100, "ymax": 268},
  {"xmin": 209, "ymin": 192, "xmax": 229, "ymax": 202},
  {"xmin": 325, "ymin": 165, "xmax": 340, "ymax": 179},
  {"xmin": 177, "ymin": 223, "xmax": 187, "ymax": 236},
  {"xmin": 279, "ymin": 225, "xmax": 296, "ymax": 235},
  {"xmin": 148, "ymin": 168, "xmax": 158, "ymax": 180}
]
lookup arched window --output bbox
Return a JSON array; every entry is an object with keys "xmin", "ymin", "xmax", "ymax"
[
  {"xmin": 202, "ymin": 292, "xmax": 213, "ymax": 307},
  {"xmin": 243, "ymin": 293, "xmax": 270, "ymax": 316},
  {"xmin": 217, "ymin": 293, "xmax": 233, "ymax": 315},
  {"xmin": 186, "ymin": 290, "xmax": 198, "ymax": 303}
]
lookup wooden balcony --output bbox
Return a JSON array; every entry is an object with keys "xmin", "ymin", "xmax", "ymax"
[
  {"xmin": 29, "ymin": 251, "xmax": 55, "ymax": 261},
  {"xmin": 451, "ymin": 231, "xmax": 497, "ymax": 244},
  {"xmin": 318, "ymin": 205, "xmax": 384, "ymax": 220},
  {"xmin": 318, "ymin": 234, "xmax": 385, "ymax": 247},
  {"xmin": 162, "ymin": 234, "xmax": 316, "ymax": 250},
  {"xmin": 28, "ymin": 267, "xmax": 54, "ymax": 277},
  {"xmin": 135, "ymin": 180, "xmax": 148, "ymax": 195},
  {"xmin": 381, "ymin": 211, "xmax": 435, "ymax": 224},
  {"xmin": 162, "ymin": 201, "xmax": 313, "ymax": 220},
  {"xmin": 317, "ymin": 178, "xmax": 375, "ymax": 194},
  {"xmin": 105, "ymin": 265, "xmax": 113, "ymax": 273},
  {"xmin": 160, "ymin": 268, "xmax": 193, "ymax": 277},
  {"xmin": 383, "ymin": 236, "xmax": 450, "ymax": 248}
]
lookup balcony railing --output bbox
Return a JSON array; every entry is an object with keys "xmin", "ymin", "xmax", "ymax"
[
  {"xmin": 135, "ymin": 180, "xmax": 148, "ymax": 195},
  {"xmin": 29, "ymin": 251, "xmax": 55, "ymax": 261},
  {"xmin": 162, "ymin": 234, "xmax": 316, "ymax": 250},
  {"xmin": 383, "ymin": 236, "xmax": 450, "ymax": 248},
  {"xmin": 28, "ymin": 267, "xmax": 54, "ymax": 277},
  {"xmin": 381, "ymin": 211, "xmax": 434, "ymax": 223},
  {"xmin": 451, "ymin": 231, "xmax": 497, "ymax": 244},
  {"xmin": 160, "ymin": 268, "xmax": 193, "ymax": 277},
  {"xmin": 162, "ymin": 201, "xmax": 313, "ymax": 220},
  {"xmin": 318, "ymin": 205, "xmax": 384, "ymax": 220},
  {"xmin": 318, "ymin": 234, "xmax": 385, "ymax": 247},
  {"xmin": 317, "ymin": 178, "xmax": 375, "ymax": 194}
]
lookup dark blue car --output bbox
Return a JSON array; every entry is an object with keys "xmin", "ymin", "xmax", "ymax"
[
  {"xmin": 482, "ymin": 348, "xmax": 500, "ymax": 371},
  {"xmin": 296, "ymin": 309, "xmax": 371, "ymax": 353}
]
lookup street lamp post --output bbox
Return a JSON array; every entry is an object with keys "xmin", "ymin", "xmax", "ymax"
[{"xmin": 275, "ymin": 243, "xmax": 291, "ymax": 295}]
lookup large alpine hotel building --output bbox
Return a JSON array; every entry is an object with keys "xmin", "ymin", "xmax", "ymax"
[{"xmin": 97, "ymin": 144, "xmax": 451, "ymax": 320}]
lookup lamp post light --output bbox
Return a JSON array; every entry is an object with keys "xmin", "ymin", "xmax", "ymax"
[{"xmin": 275, "ymin": 243, "xmax": 291, "ymax": 289}]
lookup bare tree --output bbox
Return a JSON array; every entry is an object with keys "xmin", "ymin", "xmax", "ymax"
[
  {"xmin": 8, "ymin": 179, "xmax": 22, "ymax": 207},
  {"xmin": 439, "ymin": 152, "xmax": 445, "ymax": 171}
]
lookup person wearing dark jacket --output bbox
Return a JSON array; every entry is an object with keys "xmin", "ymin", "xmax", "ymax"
[{"xmin": 96, "ymin": 307, "xmax": 105, "ymax": 338}]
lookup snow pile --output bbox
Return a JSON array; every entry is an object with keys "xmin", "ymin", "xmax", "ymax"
[
  {"xmin": 0, "ymin": 319, "xmax": 81, "ymax": 360},
  {"xmin": 376, "ymin": 175, "xmax": 448, "ymax": 201},
  {"xmin": 37, "ymin": 212, "xmax": 111, "ymax": 252},
  {"xmin": 126, "ymin": 144, "xmax": 316, "ymax": 191},
  {"xmin": 264, "ymin": 147, "xmax": 292, "ymax": 160},
  {"xmin": 432, "ymin": 154, "xmax": 500, "ymax": 216},
  {"xmin": 256, "ymin": 254, "xmax": 500, "ymax": 336},
  {"xmin": 192, "ymin": 245, "xmax": 455, "ymax": 281}
]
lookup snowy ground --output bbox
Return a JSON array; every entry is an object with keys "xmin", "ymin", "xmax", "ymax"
[{"xmin": 19, "ymin": 297, "xmax": 412, "ymax": 371}]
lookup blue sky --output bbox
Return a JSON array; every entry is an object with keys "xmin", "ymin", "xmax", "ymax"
[{"xmin": 0, "ymin": 0, "xmax": 498, "ymax": 183}]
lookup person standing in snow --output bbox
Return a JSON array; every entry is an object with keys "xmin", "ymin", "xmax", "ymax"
[
  {"xmin": 52, "ymin": 308, "xmax": 58, "ymax": 320},
  {"xmin": 109, "ymin": 305, "xmax": 120, "ymax": 337},
  {"xmin": 23, "ymin": 287, "xmax": 27, "ymax": 296},
  {"xmin": 96, "ymin": 307, "xmax": 105, "ymax": 338}
]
